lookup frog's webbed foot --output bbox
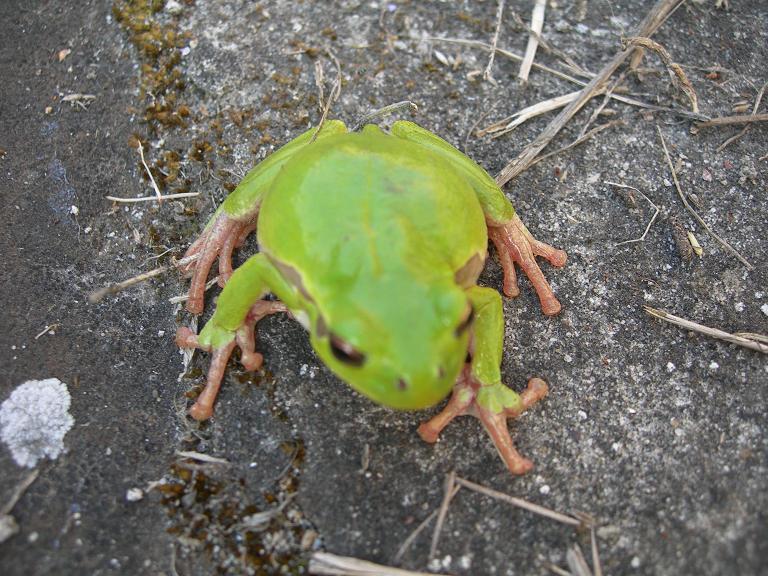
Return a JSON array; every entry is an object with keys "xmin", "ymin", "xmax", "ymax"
[
  {"xmin": 179, "ymin": 214, "xmax": 258, "ymax": 314},
  {"xmin": 417, "ymin": 365, "xmax": 548, "ymax": 475},
  {"xmin": 488, "ymin": 213, "xmax": 567, "ymax": 316},
  {"xmin": 176, "ymin": 299, "xmax": 287, "ymax": 420}
]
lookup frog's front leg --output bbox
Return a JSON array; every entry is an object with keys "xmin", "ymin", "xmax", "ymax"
[
  {"xmin": 417, "ymin": 286, "xmax": 548, "ymax": 475},
  {"xmin": 180, "ymin": 120, "xmax": 347, "ymax": 314},
  {"xmin": 176, "ymin": 253, "xmax": 296, "ymax": 420}
]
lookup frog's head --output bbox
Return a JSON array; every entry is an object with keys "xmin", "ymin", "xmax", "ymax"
[{"xmin": 309, "ymin": 278, "xmax": 472, "ymax": 410}]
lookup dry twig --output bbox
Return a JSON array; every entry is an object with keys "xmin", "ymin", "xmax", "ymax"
[
  {"xmin": 591, "ymin": 526, "xmax": 603, "ymax": 576},
  {"xmin": 518, "ymin": 0, "xmax": 547, "ymax": 83},
  {"xmin": 566, "ymin": 544, "xmax": 594, "ymax": 576},
  {"xmin": 656, "ymin": 126, "xmax": 753, "ymax": 270},
  {"xmin": 394, "ymin": 485, "xmax": 461, "ymax": 563},
  {"xmin": 312, "ymin": 50, "xmax": 342, "ymax": 142},
  {"xmin": 605, "ymin": 181, "xmax": 660, "ymax": 246},
  {"xmin": 88, "ymin": 253, "xmax": 199, "ymax": 303},
  {"xmin": 455, "ymin": 476, "xmax": 582, "ymax": 527},
  {"xmin": 352, "ymin": 101, "xmax": 418, "ymax": 132},
  {"xmin": 429, "ymin": 471, "xmax": 457, "ymax": 560},
  {"xmin": 509, "ymin": 10, "xmax": 590, "ymax": 77},
  {"xmin": 1, "ymin": 470, "xmax": 40, "ymax": 516},
  {"xmin": 696, "ymin": 113, "xmax": 768, "ymax": 128},
  {"xmin": 483, "ymin": 0, "xmax": 506, "ymax": 83},
  {"xmin": 644, "ymin": 306, "xmax": 768, "ymax": 353},
  {"xmin": 175, "ymin": 451, "xmax": 230, "ymax": 465},
  {"xmin": 105, "ymin": 192, "xmax": 200, "ymax": 203},
  {"xmin": 137, "ymin": 142, "xmax": 162, "ymax": 202},
  {"xmin": 495, "ymin": 0, "xmax": 684, "ymax": 187},
  {"xmin": 622, "ymin": 37, "xmax": 698, "ymax": 113},
  {"xmin": 717, "ymin": 82, "xmax": 767, "ymax": 151},
  {"xmin": 309, "ymin": 552, "xmax": 449, "ymax": 576}
]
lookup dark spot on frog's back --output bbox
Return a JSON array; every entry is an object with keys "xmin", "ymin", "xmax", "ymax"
[{"xmin": 397, "ymin": 378, "xmax": 408, "ymax": 390}]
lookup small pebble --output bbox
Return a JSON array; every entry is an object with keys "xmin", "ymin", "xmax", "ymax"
[{"xmin": 126, "ymin": 488, "xmax": 144, "ymax": 502}]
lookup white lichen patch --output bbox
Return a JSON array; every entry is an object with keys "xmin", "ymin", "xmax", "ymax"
[{"xmin": 0, "ymin": 378, "xmax": 74, "ymax": 468}]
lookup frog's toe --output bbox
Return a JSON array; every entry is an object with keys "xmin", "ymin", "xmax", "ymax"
[
  {"xmin": 418, "ymin": 368, "xmax": 547, "ymax": 476},
  {"xmin": 489, "ymin": 214, "xmax": 566, "ymax": 316},
  {"xmin": 234, "ymin": 300, "xmax": 287, "ymax": 371},
  {"xmin": 189, "ymin": 340, "xmax": 237, "ymax": 421},
  {"xmin": 179, "ymin": 214, "xmax": 257, "ymax": 314},
  {"xmin": 176, "ymin": 300, "xmax": 287, "ymax": 419},
  {"xmin": 475, "ymin": 378, "xmax": 548, "ymax": 474},
  {"xmin": 217, "ymin": 221, "xmax": 258, "ymax": 287}
]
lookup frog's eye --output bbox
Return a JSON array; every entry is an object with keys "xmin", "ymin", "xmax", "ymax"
[
  {"xmin": 454, "ymin": 304, "xmax": 475, "ymax": 337},
  {"xmin": 329, "ymin": 333, "xmax": 366, "ymax": 367}
]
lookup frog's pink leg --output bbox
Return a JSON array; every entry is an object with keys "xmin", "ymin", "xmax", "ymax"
[
  {"xmin": 176, "ymin": 299, "xmax": 287, "ymax": 420},
  {"xmin": 180, "ymin": 213, "xmax": 253, "ymax": 314},
  {"xmin": 217, "ymin": 221, "xmax": 258, "ymax": 287},
  {"xmin": 488, "ymin": 214, "xmax": 567, "ymax": 316},
  {"xmin": 473, "ymin": 377, "xmax": 548, "ymax": 474},
  {"xmin": 418, "ymin": 366, "xmax": 548, "ymax": 475},
  {"xmin": 416, "ymin": 369, "xmax": 474, "ymax": 443}
]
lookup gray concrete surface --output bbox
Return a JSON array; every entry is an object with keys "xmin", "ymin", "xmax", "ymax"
[{"xmin": 1, "ymin": 1, "xmax": 766, "ymax": 575}]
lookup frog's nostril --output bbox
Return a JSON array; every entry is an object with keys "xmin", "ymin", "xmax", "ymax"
[
  {"xmin": 437, "ymin": 366, "xmax": 445, "ymax": 379},
  {"xmin": 397, "ymin": 378, "xmax": 408, "ymax": 390}
]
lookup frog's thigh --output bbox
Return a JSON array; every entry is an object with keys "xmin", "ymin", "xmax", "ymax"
[
  {"xmin": 466, "ymin": 286, "xmax": 505, "ymax": 386},
  {"xmin": 391, "ymin": 120, "xmax": 514, "ymax": 225}
]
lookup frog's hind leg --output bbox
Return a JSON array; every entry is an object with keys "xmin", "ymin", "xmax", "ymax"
[
  {"xmin": 178, "ymin": 119, "xmax": 348, "ymax": 315},
  {"xmin": 390, "ymin": 120, "xmax": 566, "ymax": 316},
  {"xmin": 176, "ymin": 299, "xmax": 287, "ymax": 420},
  {"xmin": 181, "ymin": 213, "xmax": 255, "ymax": 315},
  {"xmin": 488, "ymin": 215, "xmax": 567, "ymax": 316}
]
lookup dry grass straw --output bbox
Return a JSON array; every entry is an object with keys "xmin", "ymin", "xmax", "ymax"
[
  {"xmin": 309, "ymin": 552, "xmax": 448, "ymax": 576},
  {"xmin": 644, "ymin": 306, "xmax": 768, "ymax": 353},
  {"xmin": 518, "ymin": 0, "xmax": 547, "ymax": 83},
  {"xmin": 483, "ymin": 0, "xmax": 506, "ymax": 83},
  {"xmin": 494, "ymin": 0, "xmax": 683, "ymax": 188}
]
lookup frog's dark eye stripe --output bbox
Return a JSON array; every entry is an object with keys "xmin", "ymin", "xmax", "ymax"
[
  {"xmin": 329, "ymin": 334, "xmax": 366, "ymax": 366},
  {"xmin": 454, "ymin": 305, "xmax": 475, "ymax": 337}
]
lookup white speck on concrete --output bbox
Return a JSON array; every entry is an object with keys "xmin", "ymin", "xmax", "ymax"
[
  {"xmin": 631, "ymin": 556, "xmax": 641, "ymax": 568},
  {"xmin": 0, "ymin": 378, "xmax": 74, "ymax": 468},
  {"xmin": 666, "ymin": 362, "xmax": 676, "ymax": 372},
  {"xmin": 734, "ymin": 302, "xmax": 745, "ymax": 312},
  {"xmin": 709, "ymin": 361, "xmax": 719, "ymax": 370},
  {"xmin": 761, "ymin": 303, "xmax": 768, "ymax": 317},
  {"xmin": 539, "ymin": 484, "xmax": 551, "ymax": 495},
  {"xmin": 126, "ymin": 488, "xmax": 144, "ymax": 502}
]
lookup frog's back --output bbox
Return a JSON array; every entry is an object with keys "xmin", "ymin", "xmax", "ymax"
[{"xmin": 257, "ymin": 127, "xmax": 487, "ymax": 293}]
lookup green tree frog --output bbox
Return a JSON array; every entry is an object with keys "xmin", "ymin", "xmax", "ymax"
[{"xmin": 175, "ymin": 120, "xmax": 566, "ymax": 475}]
